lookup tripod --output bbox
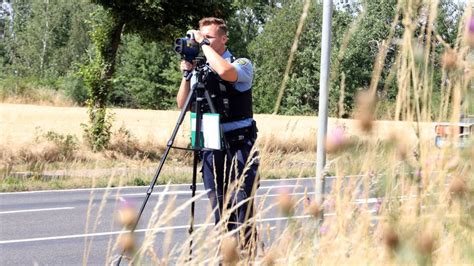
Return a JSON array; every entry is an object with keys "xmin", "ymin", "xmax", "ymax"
[{"xmin": 114, "ymin": 57, "xmax": 231, "ymax": 265}]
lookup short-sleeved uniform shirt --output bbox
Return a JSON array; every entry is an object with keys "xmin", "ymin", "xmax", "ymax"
[{"xmin": 190, "ymin": 50, "xmax": 254, "ymax": 132}]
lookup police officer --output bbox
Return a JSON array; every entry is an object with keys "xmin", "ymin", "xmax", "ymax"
[{"xmin": 176, "ymin": 17, "xmax": 259, "ymax": 250}]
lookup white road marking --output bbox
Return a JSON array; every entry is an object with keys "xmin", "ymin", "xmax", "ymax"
[
  {"xmin": 261, "ymin": 185, "xmax": 302, "ymax": 189},
  {"xmin": 0, "ymin": 224, "xmax": 210, "ymax": 245},
  {"xmin": 196, "ymin": 191, "xmax": 381, "ymax": 202},
  {"xmin": 1, "ymin": 211, "xmax": 376, "ymax": 245},
  {"xmin": 120, "ymin": 185, "xmax": 301, "ymax": 197},
  {"xmin": 149, "ymin": 186, "xmax": 425, "ymax": 203},
  {"xmin": 121, "ymin": 190, "xmax": 201, "ymax": 197},
  {"xmin": 0, "ymin": 207, "xmax": 75, "ymax": 215}
]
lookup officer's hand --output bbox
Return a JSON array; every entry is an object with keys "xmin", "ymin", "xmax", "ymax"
[
  {"xmin": 180, "ymin": 60, "xmax": 195, "ymax": 73},
  {"xmin": 188, "ymin": 29, "xmax": 204, "ymax": 43}
]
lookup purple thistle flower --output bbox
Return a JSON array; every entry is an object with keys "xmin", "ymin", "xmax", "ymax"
[
  {"xmin": 319, "ymin": 226, "xmax": 329, "ymax": 235},
  {"xmin": 469, "ymin": 16, "xmax": 474, "ymax": 34},
  {"xmin": 323, "ymin": 198, "xmax": 335, "ymax": 209},
  {"xmin": 416, "ymin": 169, "xmax": 422, "ymax": 178},
  {"xmin": 119, "ymin": 197, "xmax": 135, "ymax": 209},
  {"xmin": 331, "ymin": 125, "xmax": 346, "ymax": 144}
]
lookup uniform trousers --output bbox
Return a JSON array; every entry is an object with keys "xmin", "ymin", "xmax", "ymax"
[{"xmin": 201, "ymin": 138, "xmax": 259, "ymax": 246}]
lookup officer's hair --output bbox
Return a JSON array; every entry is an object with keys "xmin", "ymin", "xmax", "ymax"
[{"xmin": 199, "ymin": 17, "xmax": 228, "ymax": 36}]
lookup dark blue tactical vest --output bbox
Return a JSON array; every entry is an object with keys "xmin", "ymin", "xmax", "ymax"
[{"xmin": 204, "ymin": 70, "xmax": 253, "ymax": 123}]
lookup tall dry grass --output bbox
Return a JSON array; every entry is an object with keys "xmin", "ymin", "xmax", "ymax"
[
  {"xmin": 98, "ymin": 1, "xmax": 473, "ymax": 265},
  {"xmin": 0, "ymin": 0, "xmax": 472, "ymax": 264}
]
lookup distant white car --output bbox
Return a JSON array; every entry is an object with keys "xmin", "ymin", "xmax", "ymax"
[{"xmin": 435, "ymin": 116, "xmax": 474, "ymax": 148}]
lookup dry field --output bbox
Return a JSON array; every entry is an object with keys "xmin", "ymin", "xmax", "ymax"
[
  {"xmin": 0, "ymin": 103, "xmax": 435, "ymax": 147},
  {"xmin": 0, "ymin": 101, "xmax": 438, "ymax": 193},
  {"xmin": 0, "ymin": 102, "xmax": 439, "ymax": 191}
]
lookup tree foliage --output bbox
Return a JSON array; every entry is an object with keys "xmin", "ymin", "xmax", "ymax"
[
  {"xmin": 80, "ymin": 0, "xmax": 234, "ymax": 150},
  {"xmin": 226, "ymin": 0, "xmax": 278, "ymax": 58},
  {"xmin": 111, "ymin": 35, "xmax": 180, "ymax": 110},
  {"xmin": 249, "ymin": 0, "xmax": 353, "ymax": 115},
  {"xmin": 0, "ymin": 0, "xmax": 466, "ymax": 122},
  {"xmin": 91, "ymin": 0, "xmax": 234, "ymax": 42},
  {"xmin": 334, "ymin": 0, "xmax": 399, "ymax": 114},
  {"xmin": 3, "ymin": 0, "xmax": 91, "ymax": 78}
]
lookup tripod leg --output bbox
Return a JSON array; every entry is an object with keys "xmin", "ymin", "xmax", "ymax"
[
  {"xmin": 115, "ymin": 88, "xmax": 196, "ymax": 266},
  {"xmin": 188, "ymin": 86, "xmax": 204, "ymax": 260},
  {"xmin": 188, "ymin": 149, "xmax": 199, "ymax": 259}
]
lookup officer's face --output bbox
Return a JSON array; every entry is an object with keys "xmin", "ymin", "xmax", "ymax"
[{"xmin": 200, "ymin": 24, "xmax": 228, "ymax": 54}]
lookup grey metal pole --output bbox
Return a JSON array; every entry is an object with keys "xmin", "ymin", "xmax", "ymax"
[{"xmin": 316, "ymin": 0, "xmax": 333, "ymax": 206}]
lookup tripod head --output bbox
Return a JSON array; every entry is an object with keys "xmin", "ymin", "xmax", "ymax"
[
  {"xmin": 193, "ymin": 56, "xmax": 209, "ymax": 84},
  {"xmin": 189, "ymin": 56, "xmax": 213, "ymax": 121},
  {"xmin": 194, "ymin": 56, "xmax": 207, "ymax": 68}
]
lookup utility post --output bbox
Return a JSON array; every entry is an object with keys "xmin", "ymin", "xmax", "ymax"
[{"xmin": 315, "ymin": 0, "xmax": 333, "ymax": 212}]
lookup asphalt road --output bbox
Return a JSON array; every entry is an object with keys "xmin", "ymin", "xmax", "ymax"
[{"xmin": 0, "ymin": 176, "xmax": 377, "ymax": 265}]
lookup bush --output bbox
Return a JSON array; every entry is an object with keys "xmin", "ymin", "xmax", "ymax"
[
  {"xmin": 108, "ymin": 126, "xmax": 142, "ymax": 158},
  {"xmin": 0, "ymin": 76, "xmax": 73, "ymax": 105},
  {"xmin": 60, "ymin": 74, "xmax": 88, "ymax": 106},
  {"xmin": 0, "ymin": 76, "xmax": 37, "ymax": 101},
  {"xmin": 132, "ymin": 177, "xmax": 146, "ymax": 186},
  {"xmin": 107, "ymin": 126, "xmax": 163, "ymax": 160},
  {"xmin": 41, "ymin": 131, "xmax": 79, "ymax": 161}
]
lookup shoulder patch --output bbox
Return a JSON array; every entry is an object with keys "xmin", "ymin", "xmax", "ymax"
[{"xmin": 236, "ymin": 58, "xmax": 248, "ymax": 66}]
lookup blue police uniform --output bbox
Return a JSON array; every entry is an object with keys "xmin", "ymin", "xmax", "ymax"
[{"xmin": 190, "ymin": 50, "xmax": 259, "ymax": 247}]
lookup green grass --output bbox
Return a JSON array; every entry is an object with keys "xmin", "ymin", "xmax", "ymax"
[{"xmin": 0, "ymin": 150, "xmax": 318, "ymax": 192}]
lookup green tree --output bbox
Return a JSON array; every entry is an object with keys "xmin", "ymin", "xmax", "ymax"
[
  {"xmin": 436, "ymin": 0, "xmax": 463, "ymax": 46},
  {"xmin": 0, "ymin": 0, "xmax": 91, "ymax": 85},
  {"xmin": 249, "ymin": 2, "xmax": 303, "ymax": 114},
  {"xmin": 333, "ymin": 0, "xmax": 464, "ymax": 118},
  {"xmin": 432, "ymin": 0, "xmax": 464, "ymax": 88},
  {"xmin": 334, "ymin": 0, "xmax": 399, "ymax": 115},
  {"xmin": 111, "ymin": 35, "xmax": 180, "ymax": 110},
  {"xmin": 6, "ymin": 0, "xmax": 91, "ymax": 78},
  {"xmin": 82, "ymin": 0, "xmax": 234, "ymax": 150},
  {"xmin": 226, "ymin": 0, "xmax": 278, "ymax": 58},
  {"xmin": 249, "ymin": 0, "xmax": 352, "ymax": 114},
  {"xmin": 109, "ymin": 0, "xmax": 277, "ymax": 110}
]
